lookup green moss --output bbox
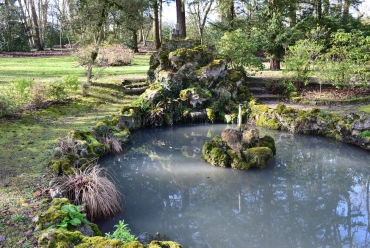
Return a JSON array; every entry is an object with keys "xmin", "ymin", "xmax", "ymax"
[
  {"xmin": 69, "ymin": 130, "xmax": 109, "ymax": 157},
  {"xmin": 210, "ymin": 147, "xmax": 229, "ymax": 167},
  {"xmin": 258, "ymin": 135, "xmax": 276, "ymax": 155},
  {"xmin": 227, "ymin": 149, "xmax": 250, "ymax": 170},
  {"xmin": 252, "ymin": 104, "xmax": 269, "ymax": 113},
  {"xmin": 227, "ymin": 69, "xmax": 243, "ymax": 83},
  {"xmin": 255, "ymin": 115, "xmax": 280, "ymax": 130},
  {"xmin": 37, "ymin": 198, "xmax": 71, "ymax": 230},
  {"xmin": 275, "ymin": 103, "xmax": 286, "ymax": 115},
  {"xmin": 38, "ymin": 229, "xmax": 84, "ymax": 248},
  {"xmin": 148, "ymin": 240, "xmax": 182, "ymax": 248},
  {"xmin": 206, "ymin": 108, "xmax": 216, "ymax": 123},
  {"xmin": 88, "ymin": 222, "xmax": 102, "ymax": 237},
  {"xmin": 76, "ymin": 238, "xmax": 144, "ymax": 248},
  {"xmin": 358, "ymin": 104, "xmax": 370, "ymax": 114},
  {"xmin": 49, "ymin": 154, "xmax": 80, "ymax": 175},
  {"xmin": 113, "ymin": 129, "xmax": 131, "ymax": 138},
  {"xmin": 243, "ymin": 147, "xmax": 273, "ymax": 169}
]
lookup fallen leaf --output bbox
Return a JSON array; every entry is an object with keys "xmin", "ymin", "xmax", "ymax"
[{"xmin": 24, "ymin": 229, "xmax": 33, "ymax": 236}]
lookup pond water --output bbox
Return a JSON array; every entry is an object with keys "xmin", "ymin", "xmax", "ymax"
[{"xmin": 97, "ymin": 124, "xmax": 370, "ymax": 248}]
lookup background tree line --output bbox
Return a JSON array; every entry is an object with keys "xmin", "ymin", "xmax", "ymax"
[{"xmin": 0, "ymin": 0, "xmax": 369, "ymax": 71}]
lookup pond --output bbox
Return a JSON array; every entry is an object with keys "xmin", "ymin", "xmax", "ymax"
[{"xmin": 97, "ymin": 124, "xmax": 370, "ymax": 247}]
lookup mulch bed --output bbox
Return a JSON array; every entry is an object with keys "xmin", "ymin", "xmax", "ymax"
[
  {"xmin": 299, "ymin": 85, "xmax": 370, "ymax": 101},
  {"xmin": 0, "ymin": 50, "xmax": 71, "ymax": 57}
]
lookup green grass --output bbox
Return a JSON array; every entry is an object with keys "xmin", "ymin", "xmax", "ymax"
[
  {"xmin": 0, "ymin": 54, "xmax": 150, "ymax": 83},
  {"xmin": 0, "ymin": 53, "xmax": 150, "ymax": 247}
]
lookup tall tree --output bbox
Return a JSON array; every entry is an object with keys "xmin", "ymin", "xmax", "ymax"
[
  {"xmin": 30, "ymin": 0, "xmax": 44, "ymax": 50},
  {"xmin": 187, "ymin": 0, "xmax": 214, "ymax": 44},
  {"xmin": 176, "ymin": 0, "xmax": 186, "ymax": 37},
  {"xmin": 151, "ymin": 0, "xmax": 161, "ymax": 49}
]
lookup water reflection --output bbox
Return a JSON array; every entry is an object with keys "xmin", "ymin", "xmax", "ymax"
[{"xmin": 97, "ymin": 124, "xmax": 370, "ymax": 248}]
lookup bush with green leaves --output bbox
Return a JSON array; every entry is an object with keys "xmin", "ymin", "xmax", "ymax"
[
  {"xmin": 219, "ymin": 29, "xmax": 264, "ymax": 74},
  {"xmin": 285, "ymin": 39, "xmax": 324, "ymax": 87},
  {"xmin": 320, "ymin": 29, "xmax": 370, "ymax": 89},
  {"xmin": 47, "ymin": 81, "xmax": 68, "ymax": 102},
  {"xmin": 14, "ymin": 78, "xmax": 34, "ymax": 104},
  {"xmin": 105, "ymin": 220, "xmax": 136, "ymax": 243},
  {"xmin": 0, "ymin": 88, "xmax": 20, "ymax": 117},
  {"xmin": 0, "ymin": 94, "xmax": 20, "ymax": 117},
  {"xmin": 63, "ymin": 76, "xmax": 80, "ymax": 91}
]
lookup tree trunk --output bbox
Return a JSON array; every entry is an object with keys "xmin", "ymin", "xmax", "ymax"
[
  {"xmin": 289, "ymin": 0, "xmax": 296, "ymax": 25},
  {"xmin": 132, "ymin": 30, "xmax": 139, "ymax": 53},
  {"xmin": 269, "ymin": 57, "xmax": 280, "ymax": 70},
  {"xmin": 152, "ymin": 0, "xmax": 161, "ymax": 49},
  {"xmin": 343, "ymin": 0, "xmax": 350, "ymax": 25},
  {"xmin": 18, "ymin": 0, "xmax": 34, "ymax": 48},
  {"xmin": 317, "ymin": 0, "xmax": 322, "ymax": 24},
  {"xmin": 323, "ymin": 0, "xmax": 330, "ymax": 15},
  {"xmin": 159, "ymin": 0, "xmax": 162, "ymax": 42},
  {"xmin": 176, "ymin": 0, "xmax": 186, "ymax": 38},
  {"xmin": 30, "ymin": 0, "xmax": 43, "ymax": 50},
  {"xmin": 228, "ymin": 0, "xmax": 235, "ymax": 30}
]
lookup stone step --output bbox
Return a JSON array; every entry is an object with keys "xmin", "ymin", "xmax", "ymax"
[
  {"xmin": 123, "ymin": 86, "xmax": 149, "ymax": 95},
  {"xmin": 249, "ymin": 87, "xmax": 265, "ymax": 94},
  {"xmin": 121, "ymin": 77, "xmax": 147, "ymax": 84},
  {"xmin": 253, "ymin": 94, "xmax": 285, "ymax": 102}
]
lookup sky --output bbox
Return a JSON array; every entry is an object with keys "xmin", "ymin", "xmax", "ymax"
[{"xmin": 162, "ymin": 0, "xmax": 370, "ymax": 26}]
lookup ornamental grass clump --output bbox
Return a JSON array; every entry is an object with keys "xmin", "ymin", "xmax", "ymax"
[{"xmin": 56, "ymin": 160, "xmax": 121, "ymax": 221}]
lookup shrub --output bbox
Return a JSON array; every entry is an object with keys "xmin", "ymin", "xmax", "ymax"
[
  {"xmin": 361, "ymin": 130, "xmax": 370, "ymax": 138},
  {"xmin": 47, "ymin": 81, "xmax": 68, "ymax": 102},
  {"xmin": 219, "ymin": 29, "xmax": 264, "ymax": 74},
  {"xmin": 55, "ymin": 160, "xmax": 121, "ymax": 221},
  {"xmin": 285, "ymin": 39, "xmax": 324, "ymax": 86},
  {"xmin": 98, "ymin": 44, "xmax": 134, "ymax": 66},
  {"xmin": 30, "ymin": 82, "xmax": 46, "ymax": 109},
  {"xmin": 105, "ymin": 220, "xmax": 137, "ymax": 243},
  {"xmin": 14, "ymin": 78, "xmax": 34, "ymax": 104},
  {"xmin": 63, "ymin": 76, "xmax": 80, "ymax": 91},
  {"xmin": 0, "ymin": 91, "xmax": 19, "ymax": 117}
]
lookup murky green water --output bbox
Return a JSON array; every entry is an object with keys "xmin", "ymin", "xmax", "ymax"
[{"xmin": 97, "ymin": 124, "xmax": 370, "ymax": 248}]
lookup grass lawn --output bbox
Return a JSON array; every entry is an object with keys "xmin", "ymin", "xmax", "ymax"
[
  {"xmin": 0, "ymin": 54, "xmax": 150, "ymax": 84},
  {"xmin": 0, "ymin": 53, "xmax": 149, "ymax": 247}
]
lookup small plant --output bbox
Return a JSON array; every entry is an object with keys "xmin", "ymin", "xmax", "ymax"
[
  {"xmin": 10, "ymin": 214, "xmax": 27, "ymax": 223},
  {"xmin": 0, "ymin": 89, "xmax": 19, "ymax": 117},
  {"xmin": 30, "ymin": 82, "xmax": 46, "ymax": 108},
  {"xmin": 55, "ymin": 205, "xmax": 88, "ymax": 230},
  {"xmin": 55, "ymin": 160, "xmax": 121, "ymax": 221},
  {"xmin": 63, "ymin": 76, "xmax": 80, "ymax": 91},
  {"xmin": 361, "ymin": 130, "xmax": 370, "ymax": 138},
  {"xmin": 105, "ymin": 220, "xmax": 137, "ymax": 243},
  {"xmin": 47, "ymin": 80, "xmax": 68, "ymax": 102},
  {"xmin": 14, "ymin": 78, "xmax": 34, "ymax": 103}
]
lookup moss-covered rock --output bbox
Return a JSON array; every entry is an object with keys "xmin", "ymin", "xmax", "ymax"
[
  {"xmin": 48, "ymin": 154, "xmax": 84, "ymax": 175},
  {"xmin": 202, "ymin": 129, "xmax": 275, "ymax": 170},
  {"xmin": 118, "ymin": 107, "xmax": 143, "ymax": 131},
  {"xmin": 258, "ymin": 135, "xmax": 276, "ymax": 155},
  {"xmin": 243, "ymin": 147, "xmax": 274, "ymax": 169},
  {"xmin": 179, "ymin": 87, "xmax": 212, "ymax": 108},
  {"xmin": 69, "ymin": 130, "xmax": 109, "ymax": 158}
]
